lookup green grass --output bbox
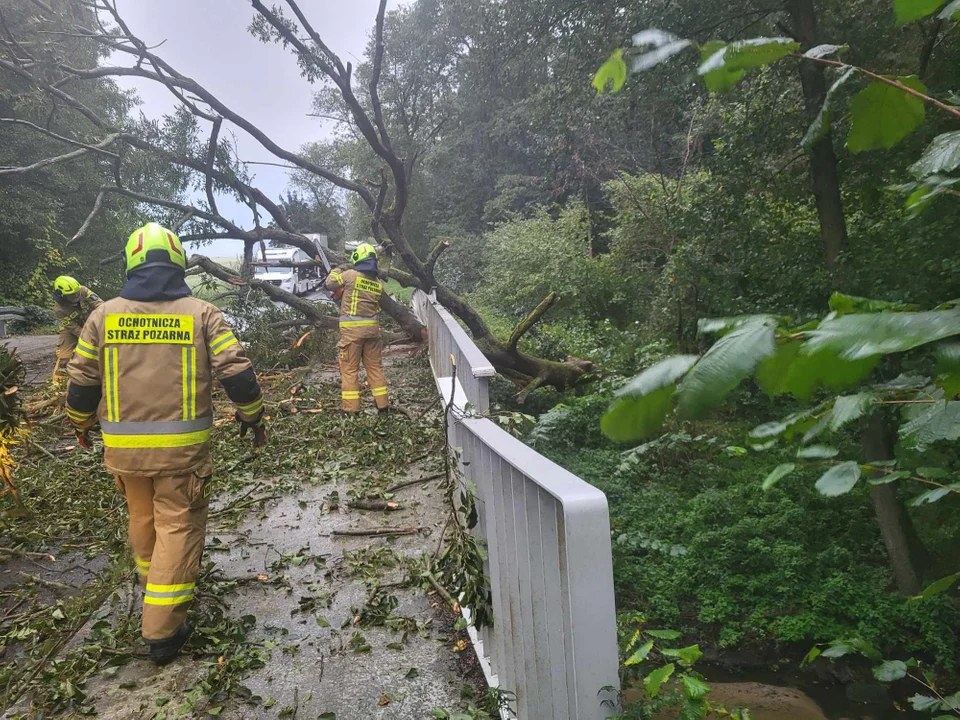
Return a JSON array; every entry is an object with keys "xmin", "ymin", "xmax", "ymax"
[{"xmin": 384, "ymin": 278, "xmax": 414, "ymax": 302}]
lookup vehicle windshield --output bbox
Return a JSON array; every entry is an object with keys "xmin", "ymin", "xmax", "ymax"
[{"xmin": 254, "ymin": 265, "xmax": 292, "ymax": 277}]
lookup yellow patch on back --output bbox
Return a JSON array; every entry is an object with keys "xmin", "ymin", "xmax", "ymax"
[
  {"xmin": 104, "ymin": 314, "xmax": 194, "ymax": 345},
  {"xmin": 355, "ymin": 277, "xmax": 382, "ymax": 295}
]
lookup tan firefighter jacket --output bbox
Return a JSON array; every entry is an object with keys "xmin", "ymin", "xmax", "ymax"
[
  {"xmin": 55, "ymin": 286, "xmax": 103, "ymax": 359},
  {"xmin": 65, "ymin": 296, "xmax": 263, "ymax": 476},
  {"xmin": 325, "ymin": 268, "xmax": 384, "ymax": 342}
]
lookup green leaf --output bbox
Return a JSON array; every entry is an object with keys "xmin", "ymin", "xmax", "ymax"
[
  {"xmin": 899, "ymin": 401, "xmax": 960, "ymax": 450},
  {"xmin": 829, "ymin": 292, "xmax": 919, "ymax": 315},
  {"xmin": 681, "ymin": 674, "xmax": 711, "ymax": 699},
  {"xmin": 873, "ymin": 660, "xmax": 908, "ymax": 682},
  {"xmin": 805, "ymin": 310, "xmax": 960, "ymax": 360},
  {"xmin": 797, "ymin": 445, "xmax": 839, "ymax": 459},
  {"xmin": 934, "ymin": 343, "xmax": 960, "ymax": 397},
  {"xmin": 895, "ymin": 0, "xmax": 946, "ymax": 22},
  {"xmin": 801, "ymin": 646, "xmax": 822, "ymax": 666},
  {"xmin": 405, "ymin": 667, "xmax": 419, "ymax": 679},
  {"xmin": 661, "ymin": 644, "xmax": 703, "ymax": 666},
  {"xmin": 804, "ymin": 44, "xmax": 848, "ymax": 59},
  {"xmin": 697, "ymin": 37, "xmax": 799, "ymax": 92},
  {"xmin": 593, "ymin": 49, "xmax": 628, "ymax": 94},
  {"xmin": 750, "ymin": 407, "xmax": 821, "ymax": 441},
  {"xmin": 631, "ymin": 29, "xmax": 692, "ymax": 72},
  {"xmin": 939, "ymin": 0, "xmax": 960, "ymax": 17},
  {"xmin": 909, "ymin": 486, "xmax": 955, "ymax": 506},
  {"xmin": 917, "ymin": 466, "xmax": 950, "ymax": 479},
  {"xmin": 912, "ymin": 572, "xmax": 960, "ymax": 600},
  {"xmin": 902, "ymin": 175, "xmax": 960, "ymax": 214},
  {"xmin": 910, "ymin": 694, "xmax": 942, "ymax": 711},
  {"xmin": 698, "ymin": 41, "xmax": 744, "ymax": 93},
  {"xmin": 802, "ymin": 67, "xmax": 856, "ymax": 152},
  {"xmin": 644, "ymin": 663, "xmax": 676, "ymax": 697},
  {"xmin": 868, "ymin": 470, "xmax": 911, "ymax": 484},
  {"xmin": 601, "ymin": 356, "xmax": 699, "ymax": 442},
  {"xmin": 847, "ymin": 76, "xmax": 927, "ymax": 153},
  {"xmin": 646, "ymin": 629, "xmax": 682, "ymax": 640},
  {"xmin": 815, "ymin": 461, "xmax": 861, "ymax": 496},
  {"xmin": 910, "ymin": 131, "xmax": 960, "ymax": 178},
  {"xmin": 624, "ymin": 640, "xmax": 654, "ymax": 666},
  {"xmin": 756, "ymin": 341, "xmax": 801, "ymax": 397},
  {"xmin": 723, "ymin": 37, "xmax": 801, "ymax": 71},
  {"xmin": 830, "ymin": 393, "xmax": 875, "ymax": 431},
  {"xmin": 678, "ymin": 318, "xmax": 777, "ymax": 418},
  {"xmin": 821, "ymin": 640, "xmax": 856, "ymax": 658},
  {"xmin": 762, "ymin": 463, "xmax": 796, "ymax": 490}
]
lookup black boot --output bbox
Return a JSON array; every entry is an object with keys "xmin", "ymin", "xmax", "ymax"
[{"xmin": 147, "ymin": 623, "xmax": 193, "ymax": 665}]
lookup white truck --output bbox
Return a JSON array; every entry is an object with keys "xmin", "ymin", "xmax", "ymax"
[{"xmin": 254, "ymin": 243, "xmax": 329, "ymax": 297}]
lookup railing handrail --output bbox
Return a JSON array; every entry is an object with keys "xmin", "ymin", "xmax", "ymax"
[
  {"xmin": 412, "ymin": 289, "xmax": 620, "ymax": 720},
  {"xmin": 426, "ymin": 292, "xmax": 496, "ymax": 379}
]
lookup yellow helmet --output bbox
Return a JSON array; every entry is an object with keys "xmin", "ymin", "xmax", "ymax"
[
  {"xmin": 125, "ymin": 222, "xmax": 186, "ymax": 274},
  {"xmin": 351, "ymin": 242, "xmax": 377, "ymax": 264},
  {"xmin": 53, "ymin": 276, "xmax": 81, "ymax": 299}
]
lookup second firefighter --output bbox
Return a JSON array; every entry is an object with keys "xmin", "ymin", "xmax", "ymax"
[{"xmin": 324, "ymin": 243, "xmax": 389, "ymax": 413}]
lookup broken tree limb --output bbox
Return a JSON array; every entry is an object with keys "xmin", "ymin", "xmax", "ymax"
[
  {"xmin": 347, "ymin": 499, "xmax": 402, "ymax": 512},
  {"xmin": 331, "ymin": 527, "xmax": 420, "ymax": 538},
  {"xmin": 0, "ymin": 133, "xmax": 120, "ymax": 177},
  {"xmin": 508, "ymin": 292, "xmax": 558, "ymax": 354},
  {"xmin": 68, "ymin": 189, "xmax": 105, "ymax": 246},
  {"xmin": 424, "ymin": 239, "xmax": 450, "ymax": 275},
  {"xmin": 424, "ymin": 569, "xmax": 459, "ymax": 612},
  {"xmin": 385, "ymin": 472, "xmax": 445, "ymax": 494}
]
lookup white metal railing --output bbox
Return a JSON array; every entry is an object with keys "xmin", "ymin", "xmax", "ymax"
[
  {"xmin": 0, "ymin": 307, "xmax": 26, "ymax": 339},
  {"xmin": 412, "ymin": 291, "xmax": 496, "ymax": 413},
  {"xmin": 412, "ymin": 290, "xmax": 620, "ymax": 720}
]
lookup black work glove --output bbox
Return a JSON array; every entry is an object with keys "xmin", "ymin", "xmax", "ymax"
[{"xmin": 236, "ymin": 411, "xmax": 267, "ymax": 448}]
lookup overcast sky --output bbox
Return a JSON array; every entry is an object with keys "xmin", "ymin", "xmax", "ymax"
[{"xmin": 114, "ymin": 0, "xmax": 400, "ymax": 256}]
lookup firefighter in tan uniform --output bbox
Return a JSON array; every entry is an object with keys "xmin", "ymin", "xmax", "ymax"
[
  {"xmin": 65, "ymin": 223, "xmax": 267, "ymax": 663},
  {"xmin": 324, "ymin": 243, "xmax": 389, "ymax": 412},
  {"xmin": 52, "ymin": 276, "xmax": 103, "ymax": 376}
]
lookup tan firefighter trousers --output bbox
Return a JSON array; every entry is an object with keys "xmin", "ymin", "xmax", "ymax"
[
  {"xmin": 114, "ymin": 471, "xmax": 209, "ymax": 641},
  {"xmin": 339, "ymin": 338, "xmax": 389, "ymax": 412}
]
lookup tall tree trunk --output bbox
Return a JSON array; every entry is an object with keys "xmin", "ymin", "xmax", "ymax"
[
  {"xmin": 861, "ymin": 412, "xmax": 922, "ymax": 595},
  {"xmin": 788, "ymin": 0, "xmax": 848, "ymax": 274}
]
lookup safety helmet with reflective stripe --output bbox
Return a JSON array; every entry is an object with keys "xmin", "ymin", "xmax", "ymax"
[
  {"xmin": 53, "ymin": 276, "xmax": 81, "ymax": 297},
  {"xmin": 125, "ymin": 223, "xmax": 186, "ymax": 274},
  {"xmin": 351, "ymin": 242, "xmax": 377, "ymax": 264}
]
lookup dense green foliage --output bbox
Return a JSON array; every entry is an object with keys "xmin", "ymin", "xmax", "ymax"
[{"xmin": 526, "ymin": 397, "xmax": 960, "ymax": 666}]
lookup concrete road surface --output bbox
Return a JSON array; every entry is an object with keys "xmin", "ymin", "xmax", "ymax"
[{"xmin": 1, "ymin": 335, "xmax": 57, "ymax": 385}]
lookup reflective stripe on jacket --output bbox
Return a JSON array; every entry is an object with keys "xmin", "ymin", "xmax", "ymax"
[
  {"xmin": 325, "ymin": 268, "xmax": 383, "ymax": 341},
  {"xmin": 66, "ymin": 296, "xmax": 258, "ymax": 476},
  {"xmin": 55, "ymin": 286, "xmax": 103, "ymax": 357}
]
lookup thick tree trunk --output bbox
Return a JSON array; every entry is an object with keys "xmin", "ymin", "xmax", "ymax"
[
  {"xmin": 861, "ymin": 412, "xmax": 922, "ymax": 595},
  {"xmin": 788, "ymin": 0, "xmax": 848, "ymax": 274}
]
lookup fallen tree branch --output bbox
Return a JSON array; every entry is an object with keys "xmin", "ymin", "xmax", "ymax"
[
  {"xmin": 508, "ymin": 292, "xmax": 558, "ymax": 354},
  {"xmin": 331, "ymin": 527, "xmax": 420, "ymax": 537},
  {"xmin": 347, "ymin": 499, "xmax": 401, "ymax": 512},
  {"xmin": 424, "ymin": 569, "xmax": 459, "ymax": 612},
  {"xmin": 385, "ymin": 472, "xmax": 445, "ymax": 494}
]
